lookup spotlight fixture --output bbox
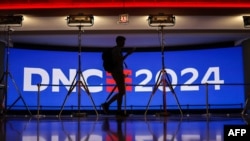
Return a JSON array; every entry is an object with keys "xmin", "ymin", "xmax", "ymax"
[
  {"xmin": 243, "ymin": 16, "xmax": 250, "ymax": 28},
  {"xmin": 0, "ymin": 15, "xmax": 23, "ymax": 27},
  {"xmin": 67, "ymin": 14, "xmax": 94, "ymax": 27},
  {"xmin": 148, "ymin": 14, "xmax": 175, "ymax": 27}
]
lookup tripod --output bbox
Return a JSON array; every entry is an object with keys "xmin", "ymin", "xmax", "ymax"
[
  {"xmin": 144, "ymin": 26, "xmax": 183, "ymax": 116},
  {"xmin": 59, "ymin": 26, "xmax": 98, "ymax": 117},
  {"xmin": 0, "ymin": 26, "xmax": 31, "ymax": 115}
]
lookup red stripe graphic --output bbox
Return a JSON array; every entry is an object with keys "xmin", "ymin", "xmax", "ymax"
[{"xmin": 106, "ymin": 69, "xmax": 133, "ymax": 93}]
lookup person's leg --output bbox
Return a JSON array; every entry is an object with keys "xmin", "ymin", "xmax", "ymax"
[
  {"xmin": 103, "ymin": 86, "xmax": 124, "ymax": 114},
  {"xmin": 102, "ymin": 71, "xmax": 125, "ymax": 114},
  {"xmin": 106, "ymin": 94, "xmax": 118, "ymax": 105},
  {"xmin": 116, "ymin": 81, "xmax": 125, "ymax": 112},
  {"xmin": 112, "ymin": 71, "xmax": 126, "ymax": 115},
  {"xmin": 102, "ymin": 71, "xmax": 120, "ymax": 114}
]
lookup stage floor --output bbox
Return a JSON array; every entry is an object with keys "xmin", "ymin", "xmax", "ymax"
[{"xmin": 0, "ymin": 113, "xmax": 249, "ymax": 141}]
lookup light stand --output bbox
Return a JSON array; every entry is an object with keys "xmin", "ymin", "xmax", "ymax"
[
  {"xmin": 0, "ymin": 19, "xmax": 32, "ymax": 115},
  {"xmin": 59, "ymin": 14, "xmax": 98, "ymax": 117},
  {"xmin": 144, "ymin": 14, "xmax": 182, "ymax": 116}
]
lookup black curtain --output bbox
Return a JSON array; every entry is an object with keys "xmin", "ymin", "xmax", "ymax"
[
  {"xmin": 0, "ymin": 41, "xmax": 5, "ymax": 110},
  {"xmin": 242, "ymin": 39, "xmax": 250, "ymax": 113}
]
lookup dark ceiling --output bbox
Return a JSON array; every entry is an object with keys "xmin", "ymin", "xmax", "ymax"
[{"xmin": 1, "ymin": 1, "xmax": 250, "ymax": 51}]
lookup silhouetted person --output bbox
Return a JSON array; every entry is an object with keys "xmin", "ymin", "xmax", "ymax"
[{"xmin": 102, "ymin": 36, "xmax": 135, "ymax": 116}]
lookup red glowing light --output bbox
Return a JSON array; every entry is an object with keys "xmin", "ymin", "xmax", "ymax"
[{"xmin": 1, "ymin": 1, "xmax": 250, "ymax": 10}]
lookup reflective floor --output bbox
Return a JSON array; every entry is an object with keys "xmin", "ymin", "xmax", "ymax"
[{"xmin": 0, "ymin": 112, "xmax": 249, "ymax": 141}]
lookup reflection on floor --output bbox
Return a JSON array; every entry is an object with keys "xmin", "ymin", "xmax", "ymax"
[{"xmin": 0, "ymin": 113, "xmax": 249, "ymax": 141}]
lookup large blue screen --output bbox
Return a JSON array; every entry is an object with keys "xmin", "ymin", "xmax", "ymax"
[{"xmin": 6, "ymin": 46, "xmax": 244, "ymax": 110}]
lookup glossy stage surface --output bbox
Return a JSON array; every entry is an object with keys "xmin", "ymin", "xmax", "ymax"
[{"xmin": 0, "ymin": 112, "xmax": 249, "ymax": 141}]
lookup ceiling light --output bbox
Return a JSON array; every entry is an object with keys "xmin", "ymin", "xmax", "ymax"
[
  {"xmin": 243, "ymin": 16, "xmax": 250, "ymax": 28},
  {"xmin": 148, "ymin": 14, "xmax": 175, "ymax": 27},
  {"xmin": 67, "ymin": 14, "xmax": 94, "ymax": 27},
  {"xmin": 0, "ymin": 15, "xmax": 23, "ymax": 27}
]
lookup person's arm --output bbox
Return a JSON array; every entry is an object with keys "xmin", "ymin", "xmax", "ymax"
[{"xmin": 123, "ymin": 48, "xmax": 136, "ymax": 60}]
